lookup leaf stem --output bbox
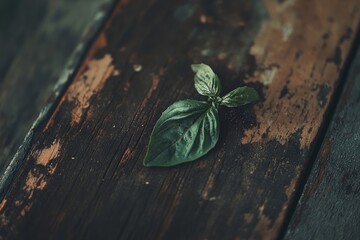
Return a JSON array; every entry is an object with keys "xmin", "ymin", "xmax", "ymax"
[{"xmin": 208, "ymin": 96, "xmax": 222, "ymax": 109}]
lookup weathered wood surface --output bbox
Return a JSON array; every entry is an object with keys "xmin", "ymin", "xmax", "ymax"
[
  {"xmin": 0, "ymin": 0, "xmax": 359, "ymax": 239},
  {"xmin": 285, "ymin": 47, "xmax": 360, "ymax": 239},
  {"xmin": 0, "ymin": 0, "xmax": 113, "ymax": 188}
]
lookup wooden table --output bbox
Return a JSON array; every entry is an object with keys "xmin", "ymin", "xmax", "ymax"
[{"xmin": 0, "ymin": 0, "xmax": 359, "ymax": 239}]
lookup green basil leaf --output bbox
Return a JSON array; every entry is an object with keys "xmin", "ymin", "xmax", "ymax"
[
  {"xmin": 191, "ymin": 63, "xmax": 221, "ymax": 97},
  {"xmin": 220, "ymin": 86, "xmax": 259, "ymax": 107},
  {"xmin": 144, "ymin": 99, "xmax": 219, "ymax": 167}
]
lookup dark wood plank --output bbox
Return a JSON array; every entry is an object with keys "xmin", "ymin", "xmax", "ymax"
[
  {"xmin": 285, "ymin": 46, "xmax": 360, "ymax": 239},
  {"xmin": 0, "ymin": 0, "xmax": 359, "ymax": 239},
  {"xmin": 0, "ymin": 0, "xmax": 113, "ymax": 188}
]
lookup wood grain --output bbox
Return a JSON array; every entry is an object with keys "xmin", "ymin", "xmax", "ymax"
[
  {"xmin": 285, "ymin": 46, "xmax": 360, "ymax": 240},
  {"xmin": 0, "ymin": 0, "xmax": 113, "ymax": 187},
  {"xmin": 0, "ymin": 0, "xmax": 359, "ymax": 239}
]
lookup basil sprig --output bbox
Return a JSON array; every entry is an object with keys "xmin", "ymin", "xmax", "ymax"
[{"xmin": 144, "ymin": 63, "xmax": 259, "ymax": 167}]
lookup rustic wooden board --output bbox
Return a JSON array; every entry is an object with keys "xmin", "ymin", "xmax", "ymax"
[
  {"xmin": 285, "ymin": 47, "xmax": 360, "ymax": 239},
  {"xmin": 0, "ymin": 0, "xmax": 113, "ymax": 187},
  {"xmin": 0, "ymin": 0, "xmax": 359, "ymax": 239}
]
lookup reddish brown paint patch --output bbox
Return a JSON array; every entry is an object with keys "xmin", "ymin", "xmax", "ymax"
[
  {"xmin": 316, "ymin": 139, "xmax": 332, "ymax": 173},
  {"xmin": 0, "ymin": 141, "xmax": 62, "ymax": 224},
  {"xmin": 19, "ymin": 204, "xmax": 33, "ymax": 218},
  {"xmin": 48, "ymin": 163, "xmax": 58, "ymax": 175},
  {"xmin": 0, "ymin": 0, "xmax": 131, "ymax": 233},
  {"xmin": 42, "ymin": 5, "xmax": 126, "ymax": 131},
  {"xmin": 286, "ymin": 167, "xmax": 301, "ymax": 199},
  {"xmin": 35, "ymin": 140, "xmax": 61, "ymax": 166},
  {"xmin": 252, "ymin": 204, "xmax": 274, "ymax": 240},
  {"xmin": 0, "ymin": 170, "xmax": 47, "ymax": 228},
  {"xmin": 67, "ymin": 54, "xmax": 117, "ymax": 125},
  {"xmin": 241, "ymin": 0, "xmax": 359, "ymax": 149},
  {"xmin": 0, "ymin": 199, "xmax": 7, "ymax": 212},
  {"xmin": 43, "ymin": 32, "xmax": 111, "ymax": 131},
  {"xmin": 303, "ymin": 139, "xmax": 332, "ymax": 200},
  {"xmin": 0, "ymin": 211, "xmax": 10, "ymax": 226},
  {"xmin": 114, "ymin": 147, "xmax": 135, "ymax": 173},
  {"xmin": 2, "ymin": 163, "xmax": 59, "ymax": 223},
  {"xmin": 23, "ymin": 171, "xmax": 47, "ymax": 199},
  {"xmin": 41, "ymin": 0, "xmax": 133, "ymax": 130},
  {"xmin": 252, "ymin": 203, "xmax": 282, "ymax": 240},
  {"xmin": 0, "ymin": 201, "xmax": 10, "ymax": 227}
]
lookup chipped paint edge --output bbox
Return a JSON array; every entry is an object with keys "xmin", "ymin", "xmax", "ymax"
[{"xmin": 0, "ymin": 0, "xmax": 117, "ymax": 199}]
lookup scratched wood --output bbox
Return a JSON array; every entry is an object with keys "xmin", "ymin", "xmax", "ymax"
[
  {"xmin": 285, "ymin": 47, "xmax": 360, "ymax": 239},
  {"xmin": 0, "ymin": 0, "xmax": 112, "ymax": 184},
  {"xmin": 0, "ymin": 0, "xmax": 359, "ymax": 239}
]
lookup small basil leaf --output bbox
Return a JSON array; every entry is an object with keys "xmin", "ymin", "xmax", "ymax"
[
  {"xmin": 144, "ymin": 99, "xmax": 219, "ymax": 167},
  {"xmin": 191, "ymin": 63, "xmax": 221, "ymax": 97},
  {"xmin": 220, "ymin": 86, "xmax": 259, "ymax": 107}
]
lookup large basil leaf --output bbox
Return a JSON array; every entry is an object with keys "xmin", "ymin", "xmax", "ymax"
[
  {"xmin": 191, "ymin": 63, "xmax": 221, "ymax": 97},
  {"xmin": 220, "ymin": 86, "xmax": 259, "ymax": 107},
  {"xmin": 144, "ymin": 99, "xmax": 219, "ymax": 167}
]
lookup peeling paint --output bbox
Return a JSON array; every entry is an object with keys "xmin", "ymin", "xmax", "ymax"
[
  {"xmin": 253, "ymin": 203, "xmax": 275, "ymax": 239},
  {"xmin": 19, "ymin": 203, "xmax": 33, "ymax": 218},
  {"xmin": 0, "ymin": 0, "xmax": 358, "ymax": 238},
  {"xmin": 253, "ymin": 202, "xmax": 286, "ymax": 239},
  {"xmin": 115, "ymin": 147, "xmax": 135, "ymax": 172},
  {"xmin": 23, "ymin": 171, "xmax": 46, "ymax": 199},
  {"xmin": 35, "ymin": 140, "xmax": 61, "ymax": 166},
  {"xmin": 0, "ymin": 0, "xmax": 115, "ymax": 203},
  {"xmin": 242, "ymin": 0, "xmax": 357, "ymax": 149},
  {"xmin": 286, "ymin": 166, "xmax": 301, "ymax": 199},
  {"xmin": 0, "ymin": 199, "xmax": 6, "ymax": 211},
  {"xmin": 0, "ymin": 0, "xmax": 130, "ymax": 233},
  {"xmin": 48, "ymin": 164, "xmax": 58, "ymax": 175},
  {"xmin": 43, "ymin": 27, "xmax": 116, "ymax": 130},
  {"xmin": 0, "ymin": 213, "xmax": 10, "ymax": 226},
  {"xmin": 67, "ymin": 54, "xmax": 117, "ymax": 125},
  {"xmin": 1, "ymin": 141, "xmax": 62, "ymax": 224}
]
